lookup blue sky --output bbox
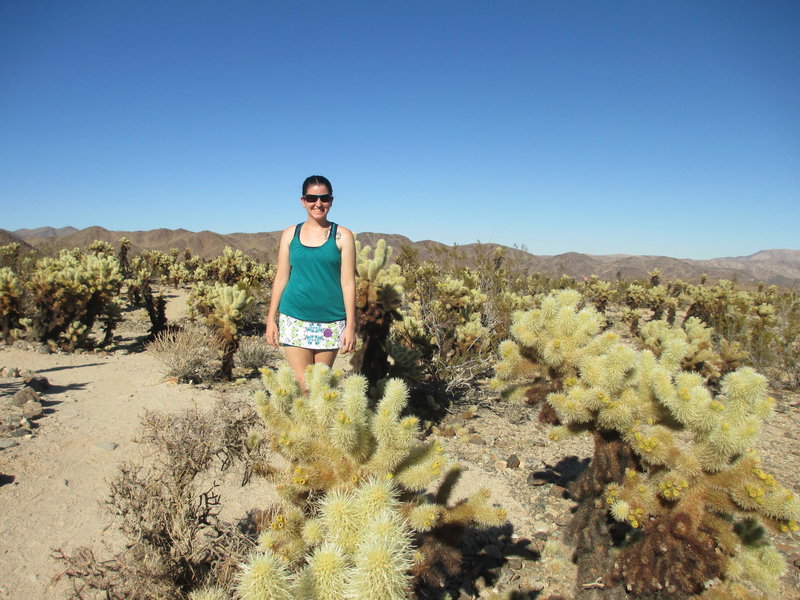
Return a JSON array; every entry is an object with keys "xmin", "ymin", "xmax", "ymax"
[{"xmin": 1, "ymin": 1, "xmax": 798, "ymax": 259}]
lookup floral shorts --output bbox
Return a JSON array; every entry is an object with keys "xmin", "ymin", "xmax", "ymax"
[{"xmin": 278, "ymin": 313, "xmax": 346, "ymax": 350}]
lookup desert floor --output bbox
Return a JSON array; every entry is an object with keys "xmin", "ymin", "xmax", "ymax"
[{"xmin": 1, "ymin": 292, "xmax": 798, "ymax": 599}]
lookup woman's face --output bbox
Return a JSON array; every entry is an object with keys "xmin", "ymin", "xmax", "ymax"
[{"xmin": 302, "ymin": 183, "xmax": 333, "ymax": 220}]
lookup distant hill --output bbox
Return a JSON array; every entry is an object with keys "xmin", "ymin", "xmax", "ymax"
[
  {"xmin": 12, "ymin": 226, "xmax": 78, "ymax": 240},
  {"xmin": 11, "ymin": 226, "xmax": 800, "ymax": 286},
  {"xmin": 0, "ymin": 230, "xmax": 39, "ymax": 255}
]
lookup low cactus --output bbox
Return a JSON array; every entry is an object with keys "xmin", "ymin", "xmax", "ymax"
[
  {"xmin": 494, "ymin": 289, "xmax": 799, "ymax": 598},
  {"xmin": 23, "ymin": 249, "xmax": 123, "ymax": 349},
  {"xmin": 0, "ymin": 267, "xmax": 22, "ymax": 342},
  {"xmin": 238, "ymin": 364, "xmax": 506, "ymax": 598},
  {"xmin": 190, "ymin": 283, "xmax": 254, "ymax": 380}
]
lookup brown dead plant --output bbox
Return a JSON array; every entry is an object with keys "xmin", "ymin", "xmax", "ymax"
[{"xmin": 53, "ymin": 397, "xmax": 264, "ymax": 599}]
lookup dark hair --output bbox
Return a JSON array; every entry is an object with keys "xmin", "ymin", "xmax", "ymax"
[{"xmin": 302, "ymin": 175, "xmax": 333, "ymax": 196}]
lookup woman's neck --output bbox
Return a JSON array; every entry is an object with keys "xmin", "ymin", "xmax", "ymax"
[{"xmin": 305, "ymin": 216, "xmax": 331, "ymax": 229}]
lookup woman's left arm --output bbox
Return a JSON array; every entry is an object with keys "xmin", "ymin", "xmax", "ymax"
[{"xmin": 338, "ymin": 227, "xmax": 357, "ymax": 353}]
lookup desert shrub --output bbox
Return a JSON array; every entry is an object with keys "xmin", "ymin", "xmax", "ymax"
[
  {"xmin": 148, "ymin": 323, "xmax": 223, "ymax": 383},
  {"xmin": 235, "ymin": 335, "xmax": 280, "ymax": 371},
  {"xmin": 54, "ymin": 398, "xmax": 263, "ymax": 599},
  {"xmin": 493, "ymin": 289, "xmax": 799, "ymax": 599}
]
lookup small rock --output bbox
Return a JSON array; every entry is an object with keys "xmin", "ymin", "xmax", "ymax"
[
  {"xmin": 1, "ymin": 414, "xmax": 22, "ymax": 425},
  {"xmin": 11, "ymin": 387, "xmax": 39, "ymax": 407},
  {"xmin": 506, "ymin": 454, "xmax": 521, "ymax": 469},
  {"xmin": 21, "ymin": 401, "xmax": 43, "ymax": 419},
  {"xmin": 0, "ymin": 439, "xmax": 20, "ymax": 450},
  {"xmin": 524, "ymin": 578, "xmax": 545, "ymax": 592},
  {"xmin": 468, "ymin": 434, "xmax": 486, "ymax": 445},
  {"xmin": 95, "ymin": 442, "xmax": 119, "ymax": 451},
  {"xmin": 551, "ymin": 484, "xmax": 569, "ymax": 498},
  {"xmin": 527, "ymin": 472, "xmax": 549, "ymax": 486},
  {"xmin": 24, "ymin": 376, "xmax": 49, "ymax": 391},
  {"xmin": 508, "ymin": 558, "xmax": 524, "ymax": 571},
  {"xmin": 10, "ymin": 428, "xmax": 31, "ymax": 438},
  {"xmin": 1, "ymin": 366, "xmax": 20, "ymax": 378}
]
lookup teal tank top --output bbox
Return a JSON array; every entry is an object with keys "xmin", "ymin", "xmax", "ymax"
[{"xmin": 278, "ymin": 222, "xmax": 346, "ymax": 322}]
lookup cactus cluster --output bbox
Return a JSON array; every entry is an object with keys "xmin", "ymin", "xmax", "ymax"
[
  {"xmin": 233, "ymin": 364, "xmax": 506, "ymax": 599},
  {"xmin": 22, "ymin": 249, "xmax": 123, "ymax": 349},
  {"xmin": 189, "ymin": 282, "xmax": 254, "ymax": 380},
  {"xmin": 494, "ymin": 289, "xmax": 799, "ymax": 598}
]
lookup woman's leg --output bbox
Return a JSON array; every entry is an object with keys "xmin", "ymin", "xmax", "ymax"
[
  {"xmin": 284, "ymin": 346, "xmax": 315, "ymax": 392},
  {"xmin": 312, "ymin": 349, "xmax": 339, "ymax": 367}
]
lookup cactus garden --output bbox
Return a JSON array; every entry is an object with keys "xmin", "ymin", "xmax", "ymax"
[{"xmin": 0, "ymin": 238, "xmax": 799, "ymax": 599}]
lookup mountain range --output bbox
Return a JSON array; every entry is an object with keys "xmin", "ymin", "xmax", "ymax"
[{"xmin": 3, "ymin": 226, "xmax": 800, "ymax": 286}]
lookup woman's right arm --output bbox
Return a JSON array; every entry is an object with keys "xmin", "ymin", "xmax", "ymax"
[{"xmin": 265, "ymin": 227, "xmax": 294, "ymax": 347}]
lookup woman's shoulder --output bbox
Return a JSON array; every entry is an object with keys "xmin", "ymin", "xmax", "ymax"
[
  {"xmin": 334, "ymin": 224, "xmax": 354, "ymax": 239},
  {"xmin": 278, "ymin": 224, "xmax": 299, "ymax": 245}
]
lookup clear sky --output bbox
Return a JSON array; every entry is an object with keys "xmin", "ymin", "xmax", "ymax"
[{"xmin": 1, "ymin": 1, "xmax": 798, "ymax": 259}]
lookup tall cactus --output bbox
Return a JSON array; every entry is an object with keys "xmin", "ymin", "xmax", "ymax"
[{"xmin": 352, "ymin": 239, "xmax": 420, "ymax": 392}]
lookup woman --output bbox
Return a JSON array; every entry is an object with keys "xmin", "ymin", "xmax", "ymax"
[{"xmin": 265, "ymin": 175, "xmax": 357, "ymax": 390}]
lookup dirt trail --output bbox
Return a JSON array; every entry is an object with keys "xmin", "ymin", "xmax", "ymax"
[{"xmin": 0, "ymin": 347, "xmax": 225, "ymax": 598}]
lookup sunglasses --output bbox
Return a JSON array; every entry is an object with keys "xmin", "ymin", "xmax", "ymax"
[{"xmin": 303, "ymin": 194, "xmax": 333, "ymax": 204}]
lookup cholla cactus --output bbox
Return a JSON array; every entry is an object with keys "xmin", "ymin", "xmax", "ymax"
[
  {"xmin": 204, "ymin": 246, "xmax": 275, "ymax": 288},
  {"xmin": 639, "ymin": 316, "xmax": 748, "ymax": 387},
  {"xmin": 396, "ymin": 266, "xmax": 500, "ymax": 394},
  {"xmin": 352, "ymin": 239, "xmax": 420, "ymax": 391},
  {"xmin": 242, "ymin": 364, "xmax": 506, "ymax": 597},
  {"xmin": 0, "ymin": 267, "xmax": 22, "ymax": 342},
  {"xmin": 190, "ymin": 282, "xmax": 254, "ymax": 379},
  {"xmin": 579, "ymin": 275, "xmax": 615, "ymax": 315},
  {"xmin": 0, "ymin": 242, "xmax": 21, "ymax": 269},
  {"xmin": 492, "ymin": 289, "xmax": 616, "ymax": 405},
  {"xmin": 495, "ymin": 289, "xmax": 799, "ymax": 598},
  {"xmin": 24, "ymin": 249, "xmax": 123, "ymax": 349}
]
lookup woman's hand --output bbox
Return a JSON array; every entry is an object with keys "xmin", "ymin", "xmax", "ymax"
[
  {"xmin": 265, "ymin": 319, "xmax": 280, "ymax": 348},
  {"xmin": 340, "ymin": 324, "xmax": 356, "ymax": 354}
]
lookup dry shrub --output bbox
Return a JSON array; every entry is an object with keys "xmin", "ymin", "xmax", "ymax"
[
  {"xmin": 54, "ymin": 397, "xmax": 264, "ymax": 599},
  {"xmin": 234, "ymin": 335, "xmax": 280, "ymax": 371},
  {"xmin": 148, "ymin": 323, "xmax": 222, "ymax": 382}
]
